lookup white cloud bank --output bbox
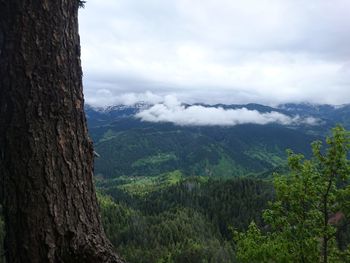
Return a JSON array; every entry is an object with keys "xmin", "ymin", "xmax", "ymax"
[{"xmin": 135, "ymin": 96, "xmax": 319, "ymax": 126}]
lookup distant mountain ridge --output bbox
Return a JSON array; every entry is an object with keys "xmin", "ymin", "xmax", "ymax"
[
  {"xmin": 86, "ymin": 102, "xmax": 350, "ymax": 126},
  {"xmin": 85, "ymin": 102, "xmax": 350, "ymax": 179}
]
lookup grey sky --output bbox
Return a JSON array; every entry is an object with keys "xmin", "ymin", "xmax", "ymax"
[{"xmin": 79, "ymin": 0, "xmax": 350, "ymax": 106}]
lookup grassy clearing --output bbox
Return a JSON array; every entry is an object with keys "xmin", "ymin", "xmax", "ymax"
[
  {"xmin": 105, "ymin": 170, "xmax": 183, "ymax": 196},
  {"xmin": 132, "ymin": 153, "xmax": 178, "ymax": 168}
]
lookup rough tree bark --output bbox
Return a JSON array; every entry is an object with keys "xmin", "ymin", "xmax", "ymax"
[{"xmin": 0, "ymin": 0, "xmax": 125, "ymax": 262}]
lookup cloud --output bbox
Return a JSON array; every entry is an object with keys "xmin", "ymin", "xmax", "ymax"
[
  {"xmin": 85, "ymin": 91, "xmax": 165, "ymax": 107},
  {"xmin": 135, "ymin": 95, "xmax": 319, "ymax": 126},
  {"xmin": 79, "ymin": 0, "xmax": 350, "ymax": 106},
  {"xmin": 302, "ymin": 117, "xmax": 320, "ymax": 126}
]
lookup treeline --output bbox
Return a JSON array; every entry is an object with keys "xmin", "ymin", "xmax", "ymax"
[{"xmin": 99, "ymin": 177, "xmax": 274, "ymax": 262}]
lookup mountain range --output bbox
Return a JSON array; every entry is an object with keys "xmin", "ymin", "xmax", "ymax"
[{"xmin": 85, "ymin": 102, "xmax": 350, "ymax": 178}]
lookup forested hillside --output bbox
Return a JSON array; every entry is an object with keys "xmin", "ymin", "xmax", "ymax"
[
  {"xmin": 93, "ymin": 123, "xmax": 318, "ymax": 178},
  {"xmin": 83, "ymin": 103, "xmax": 350, "ymax": 262},
  {"xmin": 97, "ymin": 176, "xmax": 274, "ymax": 262},
  {"xmin": 93, "ymin": 125, "xmax": 350, "ymax": 262},
  {"xmin": 86, "ymin": 102, "xmax": 350, "ymax": 178}
]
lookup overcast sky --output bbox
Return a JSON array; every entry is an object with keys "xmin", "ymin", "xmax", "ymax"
[{"xmin": 79, "ymin": 0, "xmax": 350, "ymax": 107}]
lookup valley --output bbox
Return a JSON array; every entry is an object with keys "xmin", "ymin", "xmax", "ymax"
[
  {"xmin": 87, "ymin": 102, "xmax": 350, "ymax": 179},
  {"xmin": 86, "ymin": 102, "xmax": 350, "ymax": 262}
]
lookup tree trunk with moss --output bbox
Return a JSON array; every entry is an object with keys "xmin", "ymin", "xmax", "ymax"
[{"xmin": 0, "ymin": 0, "xmax": 124, "ymax": 262}]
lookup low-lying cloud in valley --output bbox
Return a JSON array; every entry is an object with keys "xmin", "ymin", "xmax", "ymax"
[{"xmin": 135, "ymin": 96, "xmax": 319, "ymax": 126}]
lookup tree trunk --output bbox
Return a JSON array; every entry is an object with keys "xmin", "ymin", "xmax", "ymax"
[{"xmin": 0, "ymin": 0, "xmax": 125, "ymax": 262}]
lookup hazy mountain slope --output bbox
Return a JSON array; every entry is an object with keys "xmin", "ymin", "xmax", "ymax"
[
  {"xmin": 94, "ymin": 125, "xmax": 316, "ymax": 178},
  {"xmin": 280, "ymin": 103, "xmax": 350, "ymax": 129},
  {"xmin": 86, "ymin": 103, "xmax": 331, "ymax": 178}
]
